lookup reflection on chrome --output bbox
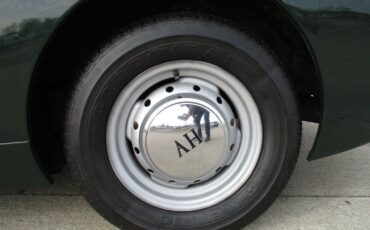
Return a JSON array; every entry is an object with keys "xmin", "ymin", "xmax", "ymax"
[{"xmin": 146, "ymin": 103, "xmax": 227, "ymax": 181}]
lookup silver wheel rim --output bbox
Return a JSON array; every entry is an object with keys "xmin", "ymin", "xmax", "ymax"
[{"xmin": 107, "ymin": 61, "xmax": 263, "ymax": 211}]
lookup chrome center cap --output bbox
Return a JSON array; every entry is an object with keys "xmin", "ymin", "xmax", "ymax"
[
  {"xmin": 127, "ymin": 78, "xmax": 240, "ymax": 188},
  {"xmin": 146, "ymin": 102, "xmax": 227, "ymax": 182}
]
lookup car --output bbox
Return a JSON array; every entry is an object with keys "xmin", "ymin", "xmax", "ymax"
[{"xmin": 1, "ymin": 0, "xmax": 369, "ymax": 229}]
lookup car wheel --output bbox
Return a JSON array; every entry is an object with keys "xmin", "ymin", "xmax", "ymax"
[{"xmin": 66, "ymin": 16, "xmax": 301, "ymax": 229}]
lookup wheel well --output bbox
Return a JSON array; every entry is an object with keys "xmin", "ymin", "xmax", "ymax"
[{"xmin": 29, "ymin": 0, "xmax": 320, "ymax": 173}]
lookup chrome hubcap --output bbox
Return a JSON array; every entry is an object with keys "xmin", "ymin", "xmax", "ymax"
[
  {"xmin": 107, "ymin": 61, "xmax": 262, "ymax": 211},
  {"xmin": 127, "ymin": 78, "xmax": 240, "ymax": 188}
]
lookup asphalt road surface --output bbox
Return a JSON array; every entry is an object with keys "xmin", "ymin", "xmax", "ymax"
[{"xmin": 0, "ymin": 122, "xmax": 369, "ymax": 229}]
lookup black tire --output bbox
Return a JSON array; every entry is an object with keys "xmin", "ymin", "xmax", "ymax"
[{"xmin": 66, "ymin": 16, "xmax": 301, "ymax": 229}]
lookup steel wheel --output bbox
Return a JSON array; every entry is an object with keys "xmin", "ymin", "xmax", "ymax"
[{"xmin": 107, "ymin": 61, "xmax": 262, "ymax": 211}]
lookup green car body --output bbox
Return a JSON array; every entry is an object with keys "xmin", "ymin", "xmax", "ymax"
[{"xmin": 0, "ymin": 0, "xmax": 369, "ymax": 187}]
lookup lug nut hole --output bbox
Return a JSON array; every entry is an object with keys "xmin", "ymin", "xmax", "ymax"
[
  {"xmin": 144, "ymin": 99, "xmax": 151, "ymax": 107},
  {"xmin": 169, "ymin": 180, "xmax": 176, "ymax": 184},
  {"xmin": 134, "ymin": 147, "xmax": 140, "ymax": 154},
  {"xmin": 217, "ymin": 97, "xmax": 223, "ymax": 104},
  {"xmin": 230, "ymin": 118, "xmax": 235, "ymax": 126},
  {"xmin": 230, "ymin": 144, "xmax": 234, "ymax": 151},
  {"xmin": 166, "ymin": 86, "xmax": 174, "ymax": 93},
  {"xmin": 147, "ymin": 169, "xmax": 154, "ymax": 174},
  {"xmin": 193, "ymin": 85, "xmax": 201, "ymax": 91},
  {"xmin": 133, "ymin": 122, "xmax": 139, "ymax": 130}
]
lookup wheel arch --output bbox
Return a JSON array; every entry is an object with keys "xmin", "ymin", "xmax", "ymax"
[{"xmin": 28, "ymin": 0, "xmax": 322, "ymax": 172}]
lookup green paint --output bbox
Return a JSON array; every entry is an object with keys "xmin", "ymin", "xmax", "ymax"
[
  {"xmin": 0, "ymin": 0, "xmax": 78, "ymax": 187},
  {"xmin": 280, "ymin": 0, "xmax": 370, "ymax": 159},
  {"xmin": 0, "ymin": 142, "xmax": 49, "ymax": 187}
]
